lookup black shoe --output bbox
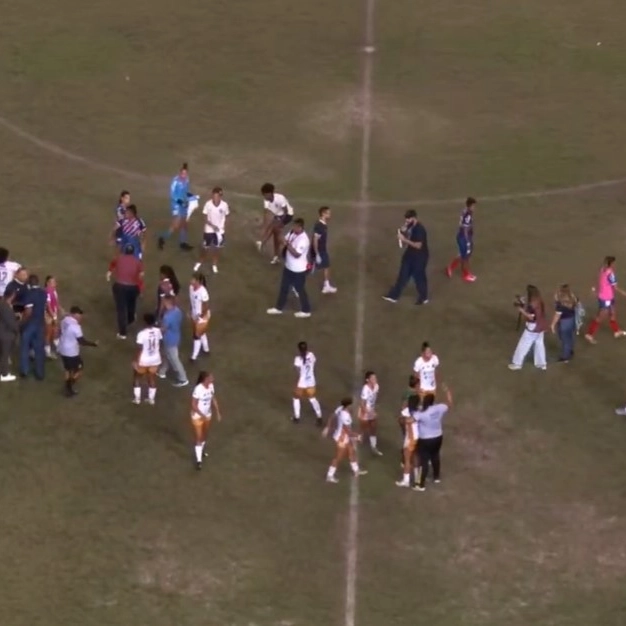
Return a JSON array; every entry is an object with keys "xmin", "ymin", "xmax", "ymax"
[
  {"xmin": 157, "ymin": 236, "xmax": 165, "ymax": 250},
  {"xmin": 292, "ymin": 417, "xmax": 300, "ymax": 424},
  {"xmin": 64, "ymin": 387, "xmax": 78, "ymax": 397},
  {"xmin": 179, "ymin": 242, "xmax": 194, "ymax": 251},
  {"xmin": 195, "ymin": 461, "xmax": 202, "ymax": 471},
  {"xmin": 557, "ymin": 357, "xmax": 569, "ymax": 363},
  {"xmin": 315, "ymin": 417, "xmax": 323, "ymax": 428}
]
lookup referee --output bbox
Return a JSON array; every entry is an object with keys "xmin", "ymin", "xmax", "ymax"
[
  {"xmin": 414, "ymin": 386, "xmax": 453, "ymax": 492},
  {"xmin": 110, "ymin": 243, "xmax": 144, "ymax": 339}
]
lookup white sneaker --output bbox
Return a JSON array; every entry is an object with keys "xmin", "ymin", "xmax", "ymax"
[
  {"xmin": 0, "ymin": 374, "xmax": 16, "ymax": 382},
  {"xmin": 212, "ymin": 265, "xmax": 218, "ymax": 274},
  {"xmin": 157, "ymin": 371, "xmax": 166, "ymax": 379},
  {"xmin": 412, "ymin": 485, "xmax": 426, "ymax": 492},
  {"xmin": 354, "ymin": 470, "xmax": 368, "ymax": 477},
  {"xmin": 395, "ymin": 480, "xmax": 410, "ymax": 488},
  {"xmin": 132, "ymin": 398, "xmax": 141, "ymax": 405},
  {"xmin": 270, "ymin": 256, "xmax": 280, "ymax": 264},
  {"xmin": 382, "ymin": 296, "xmax": 397, "ymax": 303},
  {"xmin": 371, "ymin": 447, "xmax": 383, "ymax": 456},
  {"xmin": 255, "ymin": 241, "xmax": 262, "ymax": 251},
  {"xmin": 117, "ymin": 334, "xmax": 127, "ymax": 340},
  {"xmin": 193, "ymin": 262, "xmax": 201, "ymax": 272},
  {"xmin": 294, "ymin": 311, "xmax": 311, "ymax": 318},
  {"xmin": 173, "ymin": 380, "xmax": 189, "ymax": 387},
  {"xmin": 322, "ymin": 285, "xmax": 337, "ymax": 294},
  {"xmin": 326, "ymin": 475, "xmax": 339, "ymax": 484},
  {"xmin": 145, "ymin": 398, "xmax": 155, "ymax": 405},
  {"xmin": 615, "ymin": 331, "xmax": 626, "ymax": 338},
  {"xmin": 536, "ymin": 365, "xmax": 547, "ymax": 371},
  {"xmin": 266, "ymin": 308, "xmax": 283, "ymax": 315},
  {"xmin": 508, "ymin": 364, "xmax": 521, "ymax": 370}
]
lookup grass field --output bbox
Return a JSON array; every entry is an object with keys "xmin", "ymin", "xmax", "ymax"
[{"xmin": 2, "ymin": 0, "xmax": 626, "ymax": 625}]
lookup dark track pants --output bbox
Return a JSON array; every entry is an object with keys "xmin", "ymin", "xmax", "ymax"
[
  {"xmin": 387, "ymin": 257, "xmax": 429, "ymax": 303},
  {"xmin": 416, "ymin": 435, "xmax": 443, "ymax": 487},
  {"xmin": 112, "ymin": 283, "xmax": 139, "ymax": 336}
]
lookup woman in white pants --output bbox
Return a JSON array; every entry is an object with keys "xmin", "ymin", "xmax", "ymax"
[{"xmin": 509, "ymin": 285, "xmax": 548, "ymax": 370}]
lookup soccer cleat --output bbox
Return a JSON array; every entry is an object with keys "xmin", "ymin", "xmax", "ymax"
[
  {"xmin": 395, "ymin": 480, "xmax": 410, "ymax": 488},
  {"xmin": 145, "ymin": 398, "xmax": 155, "ymax": 405},
  {"xmin": 614, "ymin": 330, "xmax": 626, "ymax": 338},
  {"xmin": 354, "ymin": 470, "xmax": 368, "ymax": 477},
  {"xmin": 270, "ymin": 256, "xmax": 280, "ymax": 264},
  {"xmin": 291, "ymin": 417, "xmax": 300, "ymax": 424},
  {"xmin": 322, "ymin": 285, "xmax": 338, "ymax": 294},
  {"xmin": 266, "ymin": 308, "xmax": 283, "ymax": 315},
  {"xmin": 173, "ymin": 380, "xmax": 189, "ymax": 387},
  {"xmin": 382, "ymin": 296, "xmax": 397, "ymax": 303},
  {"xmin": 412, "ymin": 485, "xmax": 426, "ymax": 492},
  {"xmin": 615, "ymin": 407, "xmax": 626, "ymax": 416},
  {"xmin": 585, "ymin": 334, "xmax": 597, "ymax": 344},
  {"xmin": 294, "ymin": 311, "xmax": 311, "ymax": 318},
  {"xmin": 157, "ymin": 371, "xmax": 167, "ymax": 379},
  {"xmin": 462, "ymin": 273, "xmax": 477, "ymax": 282},
  {"xmin": 132, "ymin": 398, "xmax": 141, "ymax": 405},
  {"xmin": 434, "ymin": 479, "xmax": 441, "ymax": 484},
  {"xmin": 415, "ymin": 299, "xmax": 429, "ymax": 305},
  {"xmin": 212, "ymin": 265, "xmax": 218, "ymax": 274},
  {"xmin": 157, "ymin": 236, "xmax": 165, "ymax": 250},
  {"xmin": 193, "ymin": 262, "xmax": 201, "ymax": 272},
  {"xmin": 180, "ymin": 243, "xmax": 194, "ymax": 251},
  {"xmin": 508, "ymin": 364, "xmax": 522, "ymax": 370},
  {"xmin": 0, "ymin": 374, "xmax": 16, "ymax": 382},
  {"xmin": 116, "ymin": 334, "xmax": 127, "ymax": 340},
  {"xmin": 326, "ymin": 475, "xmax": 339, "ymax": 483},
  {"xmin": 195, "ymin": 461, "xmax": 202, "ymax": 471},
  {"xmin": 445, "ymin": 266, "xmax": 452, "ymax": 278},
  {"xmin": 371, "ymin": 448, "xmax": 383, "ymax": 457},
  {"xmin": 255, "ymin": 241, "xmax": 262, "ymax": 251}
]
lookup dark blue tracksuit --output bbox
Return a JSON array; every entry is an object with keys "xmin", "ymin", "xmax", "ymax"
[
  {"xmin": 20, "ymin": 286, "xmax": 47, "ymax": 379},
  {"xmin": 386, "ymin": 221, "xmax": 429, "ymax": 303}
]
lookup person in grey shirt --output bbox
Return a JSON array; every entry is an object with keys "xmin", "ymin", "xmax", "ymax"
[
  {"xmin": 414, "ymin": 386, "xmax": 453, "ymax": 492},
  {"xmin": 0, "ymin": 288, "xmax": 19, "ymax": 382}
]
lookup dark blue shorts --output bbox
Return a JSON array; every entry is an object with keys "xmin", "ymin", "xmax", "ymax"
[
  {"xmin": 203, "ymin": 233, "xmax": 225, "ymax": 248},
  {"xmin": 597, "ymin": 297, "xmax": 615, "ymax": 310},
  {"xmin": 315, "ymin": 251, "xmax": 330, "ymax": 269},
  {"xmin": 274, "ymin": 214, "xmax": 293, "ymax": 226},
  {"xmin": 456, "ymin": 234, "xmax": 472, "ymax": 259}
]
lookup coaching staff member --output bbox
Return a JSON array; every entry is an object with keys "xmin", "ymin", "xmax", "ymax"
[
  {"xmin": 111, "ymin": 243, "xmax": 144, "ymax": 339},
  {"xmin": 383, "ymin": 209, "xmax": 429, "ymax": 305},
  {"xmin": 414, "ymin": 386, "xmax": 452, "ymax": 491},
  {"xmin": 58, "ymin": 306, "xmax": 98, "ymax": 397},
  {"xmin": 7, "ymin": 267, "xmax": 30, "ymax": 316},
  {"xmin": 19, "ymin": 274, "xmax": 47, "ymax": 380},
  {"xmin": 267, "ymin": 217, "xmax": 312, "ymax": 318},
  {"xmin": 0, "ymin": 288, "xmax": 19, "ymax": 382}
]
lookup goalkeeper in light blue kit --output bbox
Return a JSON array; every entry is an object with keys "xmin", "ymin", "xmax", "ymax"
[{"xmin": 158, "ymin": 162, "xmax": 196, "ymax": 251}]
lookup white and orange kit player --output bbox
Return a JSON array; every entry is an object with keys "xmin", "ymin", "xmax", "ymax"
[
  {"xmin": 322, "ymin": 397, "xmax": 367, "ymax": 483},
  {"xmin": 359, "ymin": 370, "xmax": 382, "ymax": 456},
  {"xmin": 412, "ymin": 341, "xmax": 440, "ymax": 399},
  {"xmin": 396, "ymin": 394, "xmax": 420, "ymax": 487},
  {"xmin": 292, "ymin": 341, "xmax": 323, "ymax": 425},
  {"xmin": 189, "ymin": 272, "xmax": 210, "ymax": 360},
  {"xmin": 190, "ymin": 370, "xmax": 222, "ymax": 470},
  {"xmin": 133, "ymin": 313, "xmax": 163, "ymax": 405}
]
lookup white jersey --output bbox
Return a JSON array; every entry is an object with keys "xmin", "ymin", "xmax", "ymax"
[
  {"xmin": 189, "ymin": 285, "xmax": 210, "ymax": 320},
  {"xmin": 203, "ymin": 199, "xmax": 230, "ymax": 234},
  {"xmin": 413, "ymin": 355, "xmax": 440, "ymax": 392},
  {"xmin": 401, "ymin": 407, "xmax": 419, "ymax": 447},
  {"xmin": 0, "ymin": 260, "xmax": 21, "ymax": 296},
  {"xmin": 264, "ymin": 192, "xmax": 294, "ymax": 217},
  {"xmin": 360, "ymin": 383, "xmax": 379, "ymax": 420},
  {"xmin": 333, "ymin": 406, "xmax": 353, "ymax": 444},
  {"xmin": 294, "ymin": 351, "xmax": 316, "ymax": 388},
  {"xmin": 192, "ymin": 382, "xmax": 215, "ymax": 417},
  {"xmin": 136, "ymin": 327, "xmax": 162, "ymax": 367}
]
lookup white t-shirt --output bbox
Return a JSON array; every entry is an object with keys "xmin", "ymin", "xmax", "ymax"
[
  {"xmin": 0, "ymin": 261, "xmax": 21, "ymax": 296},
  {"xmin": 202, "ymin": 200, "xmax": 230, "ymax": 234},
  {"xmin": 57, "ymin": 316, "xmax": 83, "ymax": 357},
  {"xmin": 413, "ymin": 355, "xmax": 440, "ymax": 392},
  {"xmin": 284, "ymin": 230, "xmax": 310, "ymax": 272},
  {"xmin": 189, "ymin": 285, "xmax": 210, "ymax": 320},
  {"xmin": 333, "ymin": 406, "xmax": 352, "ymax": 443},
  {"xmin": 360, "ymin": 383, "xmax": 379, "ymax": 419},
  {"xmin": 192, "ymin": 383, "xmax": 215, "ymax": 417},
  {"xmin": 137, "ymin": 327, "xmax": 162, "ymax": 367},
  {"xmin": 264, "ymin": 192, "xmax": 294, "ymax": 217},
  {"xmin": 294, "ymin": 352, "xmax": 316, "ymax": 387}
]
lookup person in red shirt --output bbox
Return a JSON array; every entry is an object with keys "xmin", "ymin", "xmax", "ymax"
[{"xmin": 108, "ymin": 244, "xmax": 144, "ymax": 339}]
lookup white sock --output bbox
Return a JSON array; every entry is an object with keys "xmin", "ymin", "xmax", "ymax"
[
  {"xmin": 148, "ymin": 387, "xmax": 157, "ymax": 401},
  {"xmin": 327, "ymin": 465, "xmax": 336, "ymax": 479},
  {"xmin": 369, "ymin": 435, "xmax": 377, "ymax": 449},
  {"xmin": 191, "ymin": 339, "xmax": 201, "ymax": 359},
  {"xmin": 194, "ymin": 444, "xmax": 203, "ymax": 462},
  {"xmin": 133, "ymin": 387, "xmax": 141, "ymax": 402},
  {"xmin": 53, "ymin": 338, "xmax": 59, "ymax": 349},
  {"xmin": 309, "ymin": 397, "xmax": 322, "ymax": 417},
  {"xmin": 401, "ymin": 472, "xmax": 410, "ymax": 484},
  {"xmin": 292, "ymin": 398, "xmax": 301, "ymax": 419},
  {"xmin": 200, "ymin": 334, "xmax": 209, "ymax": 352},
  {"xmin": 350, "ymin": 461, "xmax": 359, "ymax": 474},
  {"xmin": 45, "ymin": 345, "xmax": 51, "ymax": 356},
  {"xmin": 413, "ymin": 468, "xmax": 420, "ymax": 482},
  {"xmin": 324, "ymin": 280, "xmax": 330, "ymax": 288}
]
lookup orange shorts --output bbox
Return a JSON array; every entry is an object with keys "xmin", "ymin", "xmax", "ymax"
[
  {"xmin": 135, "ymin": 364, "xmax": 159, "ymax": 375},
  {"xmin": 294, "ymin": 386, "xmax": 316, "ymax": 398}
]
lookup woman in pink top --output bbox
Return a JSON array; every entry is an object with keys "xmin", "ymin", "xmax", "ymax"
[
  {"xmin": 44, "ymin": 275, "xmax": 63, "ymax": 358},
  {"xmin": 585, "ymin": 256, "xmax": 626, "ymax": 344}
]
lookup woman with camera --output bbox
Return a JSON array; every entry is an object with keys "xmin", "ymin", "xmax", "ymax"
[
  {"xmin": 509, "ymin": 285, "xmax": 548, "ymax": 371},
  {"xmin": 550, "ymin": 284, "xmax": 578, "ymax": 363}
]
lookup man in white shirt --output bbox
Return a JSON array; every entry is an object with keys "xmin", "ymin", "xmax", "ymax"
[
  {"xmin": 194, "ymin": 186, "xmax": 229, "ymax": 274},
  {"xmin": 256, "ymin": 182, "xmax": 295, "ymax": 264},
  {"xmin": 0, "ymin": 247, "xmax": 22, "ymax": 297},
  {"xmin": 267, "ymin": 218, "xmax": 312, "ymax": 318}
]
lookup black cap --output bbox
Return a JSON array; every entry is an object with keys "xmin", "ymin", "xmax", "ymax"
[
  {"xmin": 404, "ymin": 209, "xmax": 417, "ymax": 219},
  {"xmin": 69, "ymin": 305, "xmax": 84, "ymax": 315}
]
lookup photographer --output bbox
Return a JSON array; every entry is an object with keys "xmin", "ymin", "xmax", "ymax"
[
  {"xmin": 550, "ymin": 284, "xmax": 578, "ymax": 363},
  {"xmin": 508, "ymin": 285, "xmax": 548, "ymax": 371}
]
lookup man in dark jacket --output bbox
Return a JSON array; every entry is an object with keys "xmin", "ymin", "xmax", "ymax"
[{"xmin": 0, "ymin": 288, "xmax": 19, "ymax": 382}]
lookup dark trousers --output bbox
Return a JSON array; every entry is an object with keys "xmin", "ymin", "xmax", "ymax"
[
  {"xmin": 275, "ymin": 268, "xmax": 311, "ymax": 313},
  {"xmin": 557, "ymin": 316, "xmax": 575, "ymax": 360},
  {"xmin": 416, "ymin": 435, "xmax": 443, "ymax": 487},
  {"xmin": 0, "ymin": 333, "xmax": 15, "ymax": 375},
  {"xmin": 20, "ymin": 323, "xmax": 45, "ymax": 379},
  {"xmin": 387, "ymin": 257, "xmax": 429, "ymax": 302},
  {"xmin": 112, "ymin": 283, "xmax": 139, "ymax": 336}
]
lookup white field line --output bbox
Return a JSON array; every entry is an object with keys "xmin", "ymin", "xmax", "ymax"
[
  {"xmin": 345, "ymin": 0, "xmax": 376, "ymax": 623},
  {"xmin": 1, "ymin": 114, "xmax": 624, "ymax": 209}
]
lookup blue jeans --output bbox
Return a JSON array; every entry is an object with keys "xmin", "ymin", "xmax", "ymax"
[
  {"xmin": 20, "ymin": 322, "xmax": 45, "ymax": 379},
  {"xmin": 557, "ymin": 316, "xmax": 575, "ymax": 360},
  {"xmin": 387, "ymin": 257, "xmax": 429, "ymax": 302}
]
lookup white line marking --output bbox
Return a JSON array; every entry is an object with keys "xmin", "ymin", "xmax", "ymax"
[
  {"xmin": 345, "ymin": 0, "xmax": 376, "ymax": 624},
  {"xmin": 1, "ymin": 113, "xmax": 625, "ymax": 209}
]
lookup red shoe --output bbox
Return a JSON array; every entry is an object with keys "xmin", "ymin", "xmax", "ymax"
[{"xmin": 462, "ymin": 273, "xmax": 477, "ymax": 282}]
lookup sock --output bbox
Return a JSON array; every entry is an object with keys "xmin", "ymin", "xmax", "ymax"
[
  {"xmin": 369, "ymin": 435, "xmax": 377, "ymax": 449},
  {"xmin": 133, "ymin": 387, "xmax": 141, "ymax": 402},
  {"xmin": 449, "ymin": 257, "xmax": 461, "ymax": 271},
  {"xmin": 610, "ymin": 319, "xmax": 620, "ymax": 333},
  {"xmin": 179, "ymin": 228, "xmax": 188, "ymax": 244},
  {"xmin": 194, "ymin": 445, "xmax": 203, "ymax": 463},
  {"xmin": 327, "ymin": 465, "xmax": 336, "ymax": 479},
  {"xmin": 191, "ymin": 339, "xmax": 201, "ymax": 359},
  {"xmin": 148, "ymin": 387, "xmax": 157, "ymax": 401},
  {"xmin": 309, "ymin": 397, "xmax": 322, "ymax": 417},
  {"xmin": 53, "ymin": 338, "xmax": 59, "ymax": 349},
  {"xmin": 292, "ymin": 398, "xmax": 301, "ymax": 419},
  {"xmin": 401, "ymin": 472, "xmax": 410, "ymax": 484},
  {"xmin": 587, "ymin": 319, "xmax": 599, "ymax": 336},
  {"xmin": 350, "ymin": 461, "xmax": 359, "ymax": 474},
  {"xmin": 45, "ymin": 345, "xmax": 51, "ymax": 356},
  {"xmin": 200, "ymin": 334, "xmax": 209, "ymax": 352}
]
